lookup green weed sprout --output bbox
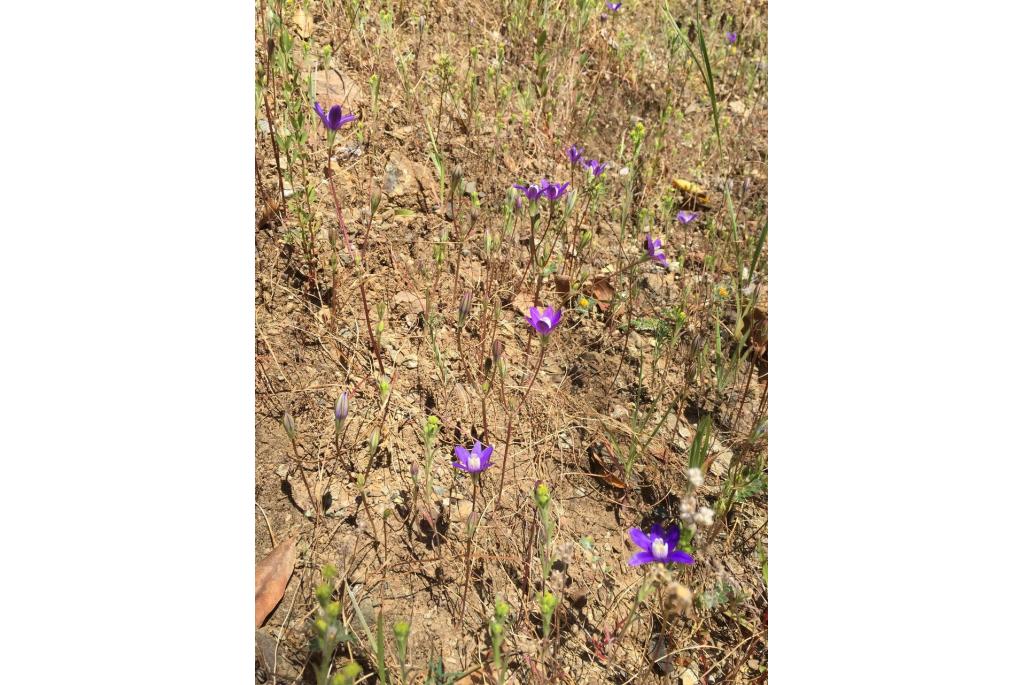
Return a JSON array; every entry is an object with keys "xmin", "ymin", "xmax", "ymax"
[
  {"xmin": 311, "ymin": 565, "xmax": 352, "ymax": 685},
  {"xmin": 490, "ymin": 599, "xmax": 511, "ymax": 684}
]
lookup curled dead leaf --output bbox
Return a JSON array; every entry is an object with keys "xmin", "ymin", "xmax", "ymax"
[
  {"xmin": 588, "ymin": 440, "xmax": 627, "ymax": 490},
  {"xmin": 255, "ymin": 536, "xmax": 297, "ymax": 628},
  {"xmin": 590, "ymin": 276, "xmax": 614, "ymax": 312}
]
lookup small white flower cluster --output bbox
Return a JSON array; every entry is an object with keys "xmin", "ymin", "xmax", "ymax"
[
  {"xmin": 680, "ymin": 495, "xmax": 715, "ymax": 529},
  {"xmin": 686, "ymin": 467, "xmax": 704, "ymax": 488}
]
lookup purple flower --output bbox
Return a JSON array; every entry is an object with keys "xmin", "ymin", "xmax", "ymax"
[
  {"xmin": 584, "ymin": 159, "xmax": 608, "ymax": 177},
  {"xmin": 645, "ymin": 234, "xmax": 668, "ymax": 267},
  {"xmin": 726, "ymin": 32, "xmax": 737, "ymax": 45},
  {"xmin": 628, "ymin": 524, "xmax": 694, "ymax": 566},
  {"xmin": 335, "ymin": 391, "xmax": 349, "ymax": 423},
  {"xmin": 513, "ymin": 182, "xmax": 545, "ymax": 202},
  {"xmin": 567, "ymin": 145, "xmax": 585, "ymax": 165},
  {"xmin": 676, "ymin": 210, "xmax": 700, "ymax": 225},
  {"xmin": 540, "ymin": 178, "xmax": 570, "ymax": 201},
  {"xmin": 314, "ymin": 102, "xmax": 358, "ymax": 130},
  {"xmin": 453, "ymin": 440, "xmax": 495, "ymax": 474},
  {"xmin": 606, "ymin": 2, "xmax": 622, "ymax": 11},
  {"xmin": 515, "ymin": 179, "xmax": 569, "ymax": 202},
  {"xmin": 526, "ymin": 306, "xmax": 563, "ymax": 336}
]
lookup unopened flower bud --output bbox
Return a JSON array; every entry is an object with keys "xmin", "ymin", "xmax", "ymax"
[
  {"xmin": 457, "ymin": 291, "xmax": 473, "ymax": 327},
  {"xmin": 393, "ymin": 620, "xmax": 411, "ymax": 640},
  {"xmin": 491, "ymin": 339, "xmax": 504, "ymax": 363},
  {"xmin": 534, "ymin": 482, "xmax": 551, "ymax": 509},
  {"xmin": 283, "ymin": 411, "xmax": 296, "ymax": 440},
  {"xmin": 368, "ymin": 430, "xmax": 380, "ymax": 457},
  {"xmin": 410, "ymin": 462, "xmax": 420, "ymax": 479},
  {"xmin": 539, "ymin": 591, "xmax": 558, "ymax": 616},
  {"xmin": 370, "ymin": 188, "xmax": 382, "ymax": 214},
  {"xmin": 335, "ymin": 391, "xmax": 349, "ymax": 431},
  {"xmin": 424, "ymin": 415, "xmax": 440, "ymax": 440},
  {"xmin": 495, "ymin": 599, "xmax": 510, "ymax": 621},
  {"xmin": 469, "ymin": 203, "xmax": 481, "ymax": 227}
]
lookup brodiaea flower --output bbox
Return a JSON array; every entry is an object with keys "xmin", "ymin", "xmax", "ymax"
[
  {"xmin": 677, "ymin": 210, "xmax": 700, "ymax": 225},
  {"xmin": 513, "ymin": 182, "xmax": 545, "ymax": 202},
  {"xmin": 314, "ymin": 102, "xmax": 358, "ymax": 130},
  {"xmin": 526, "ymin": 306, "xmax": 563, "ymax": 336},
  {"xmin": 453, "ymin": 440, "xmax": 494, "ymax": 474},
  {"xmin": 645, "ymin": 234, "xmax": 668, "ymax": 267},
  {"xmin": 606, "ymin": 1, "xmax": 622, "ymax": 11},
  {"xmin": 540, "ymin": 178, "xmax": 570, "ymax": 201},
  {"xmin": 584, "ymin": 159, "xmax": 608, "ymax": 177},
  {"xmin": 628, "ymin": 523, "xmax": 694, "ymax": 565},
  {"xmin": 567, "ymin": 145, "xmax": 585, "ymax": 165},
  {"xmin": 726, "ymin": 32, "xmax": 737, "ymax": 44}
]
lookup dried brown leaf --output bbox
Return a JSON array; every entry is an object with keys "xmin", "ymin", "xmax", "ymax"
[
  {"xmin": 591, "ymin": 277, "xmax": 614, "ymax": 312},
  {"xmin": 255, "ymin": 536, "xmax": 297, "ymax": 628}
]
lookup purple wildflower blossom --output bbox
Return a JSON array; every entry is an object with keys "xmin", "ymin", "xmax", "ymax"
[
  {"xmin": 584, "ymin": 159, "xmax": 608, "ymax": 177},
  {"xmin": 726, "ymin": 32, "xmax": 737, "ymax": 45},
  {"xmin": 540, "ymin": 178, "xmax": 570, "ymax": 201},
  {"xmin": 606, "ymin": 2, "xmax": 622, "ymax": 11},
  {"xmin": 628, "ymin": 523, "xmax": 694, "ymax": 566},
  {"xmin": 567, "ymin": 145, "xmax": 585, "ymax": 165},
  {"xmin": 526, "ymin": 306, "xmax": 563, "ymax": 336},
  {"xmin": 314, "ymin": 102, "xmax": 358, "ymax": 130},
  {"xmin": 453, "ymin": 440, "xmax": 495, "ymax": 474},
  {"xmin": 676, "ymin": 210, "xmax": 700, "ymax": 225},
  {"xmin": 513, "ymin": 182, "xmax": 545, "ymax": 202},
  {"xmin": 515, "ymin": 179, "xmax": 569, "ymax": 202},
  {"xmin": 645, "ymin": 234, "xmax": 669, "ymax": 267}
]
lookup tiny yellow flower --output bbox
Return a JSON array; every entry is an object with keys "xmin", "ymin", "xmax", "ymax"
[
  {"xmin": 578, "ymin": 296, "xmax": 590, "ymax": 308},
  {"xmin": 718, "ymin": 286, "xmax": 729, "ymax": 298}
]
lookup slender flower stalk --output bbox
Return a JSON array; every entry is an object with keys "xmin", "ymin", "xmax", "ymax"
[
  {"xmin": 454, "ymin": 440, "xmax": 494, "ymax": 627},
  {"xmin": 497, "ymin": 307, "xmax": 562, "ymax": 498}
]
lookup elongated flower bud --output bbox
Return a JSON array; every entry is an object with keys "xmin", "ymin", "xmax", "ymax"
[
  {"xmin": 283, "ymin": 412, "xmax": 296, "ymax": 441},
  {"xmin": 335, "ymin": 391, "xmax": 349, "ymax": 433},
  {"xmin": 457, "ymin": 291, "xmax": 473, "ymax": 327}
]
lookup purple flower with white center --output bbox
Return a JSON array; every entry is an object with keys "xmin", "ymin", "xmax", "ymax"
[
  {"xmin": 526, "ymin": 306, "xmax": 562, "ymax": 336},
  {"xmin": 628, "ymin": 523, "xmax": 694, "ymax": 566},
  {"xmin": 314, "ymin": 102, "xmax": 358, "ymax": 130},
  {"xmin": 584, "ymin": 159, "xmax": 608, "ymax": 177},
  {"xmin": 606, "ymin": 2, "xmax": 622, "ymax": 11},
  {"xmin": 567, "ymin": 145, "xmax": 585, "ymax": 165},
  {"xmin": 513, "ymin": 182, "xmax": 545, "ymax": 203},
  {"xmin": 540, "ymin": 178, "xmax": 570, "ymax": 201},
  {"xmin": 677, "ymin": 210, "xmax": 700, "ymax": 225},
  {"xmin": 453, "ymin": 440, "xmax": 495, "ymax": 474},
  {"xmin": 726, "ymin": 32, "xmax": 737, "ymax": 45},
  {"xmin": 645, "ymin": 234, "xmax": 669, "ymax": 267}
]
